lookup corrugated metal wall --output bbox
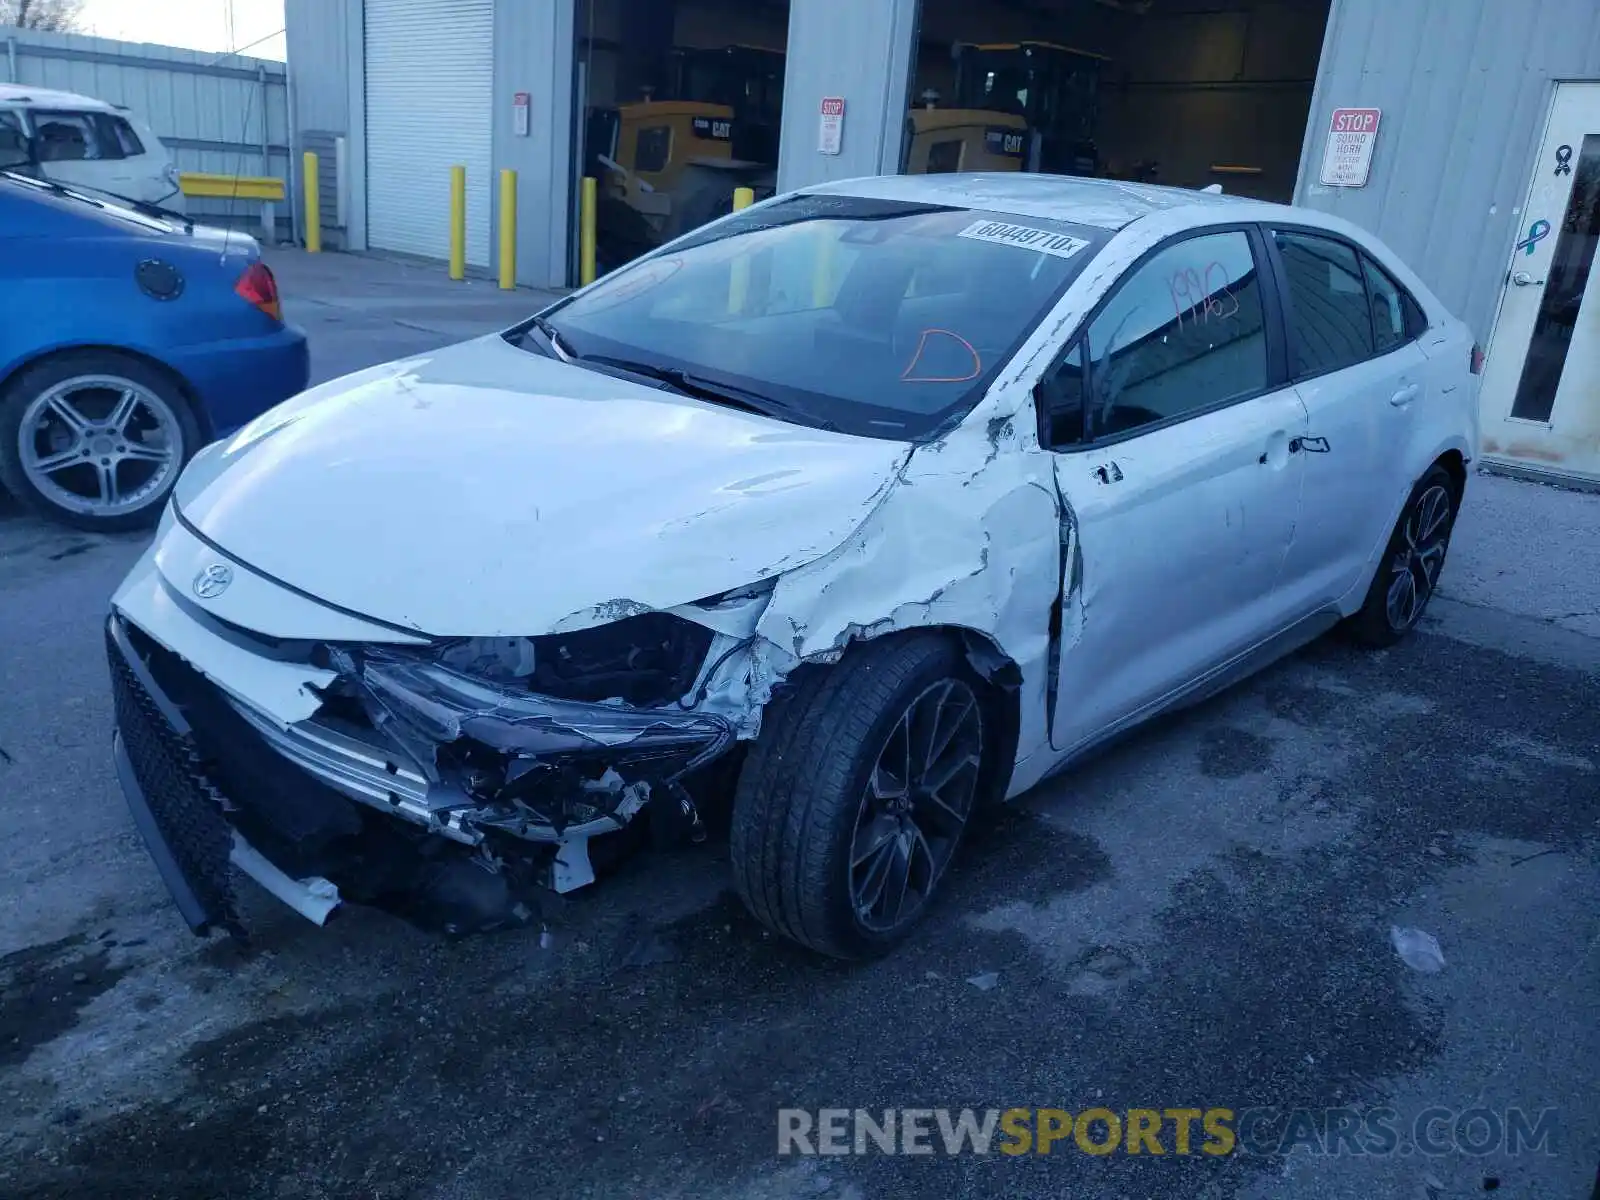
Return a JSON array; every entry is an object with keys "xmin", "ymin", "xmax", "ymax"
[
  {"xmin": 777, "ymin": 0, "xmax": 919, "ymax": 191},
  {"xmin": 495, "ymin": 0, "xmax": 576, "ymax": 288},
  {"xmin": 284, "ymin": 0, "xmax": 352, "ymax": 134},
  {"xmin": 1, "ymin": 26, "xmax": 289, "ymax": 228},
  {"xmin": 284, "ymin": 0, "xmax": 359, "ymax": 247},
  {"xmin": 301, "ymin": 129, "xmax": 343, "ymax": 233},
  {"xmin": 1295, "ymin": 0, "xmax": 1600, "ymax": 341}
]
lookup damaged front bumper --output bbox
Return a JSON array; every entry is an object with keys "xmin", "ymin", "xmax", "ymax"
[
  {"xmin": 246, "ymin": 645, "xmax": 734, "ymax": 885},
  {"xmin": 106, "ymin": 611, "xmax": 736, "ymax": 937}
]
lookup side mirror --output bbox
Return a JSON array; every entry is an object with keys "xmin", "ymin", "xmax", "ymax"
[{"xmin": 1034, "ymin": 375, "xmax": 1086, "ymax": 450}]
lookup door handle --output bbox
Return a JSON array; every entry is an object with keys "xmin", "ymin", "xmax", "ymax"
[
  {"xmin": 1511, "ymin": 271, "xmax": 1546, "ymax": 287},
  {"xmin": 1290, "ymin": 436, "xmax": 1331, "ymax": 454},
  {"xmin": 1389, "ymin": 384, "xmax": 1421, "ymax": 408},
  {"xmin": 1093, "ymin": 461, "xmax": 1124, "ymax": 485}
]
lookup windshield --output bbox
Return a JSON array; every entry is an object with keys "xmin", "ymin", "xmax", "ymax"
[{"xmin": 538, "ymin": 194, "xmax": 1105, "ymax": 440}]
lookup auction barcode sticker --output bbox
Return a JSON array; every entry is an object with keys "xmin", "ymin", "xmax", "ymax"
[{"xmin": 957, "ymin": 220, "xmax": 1089, "ymax": 259}]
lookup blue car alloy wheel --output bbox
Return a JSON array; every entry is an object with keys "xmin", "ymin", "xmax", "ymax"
[{"xmin": 0, "ymin": 350, "xmax": 200, "ymax": 531}]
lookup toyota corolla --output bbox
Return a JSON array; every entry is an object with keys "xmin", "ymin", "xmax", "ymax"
[{"xmin": 106, "ymin": 174, "xmax": 1479, "ymax": 958}]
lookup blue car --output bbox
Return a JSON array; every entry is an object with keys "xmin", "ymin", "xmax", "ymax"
[{"xmin": 0, "ymin": 170, "xmax": 308, "ymax": 530}]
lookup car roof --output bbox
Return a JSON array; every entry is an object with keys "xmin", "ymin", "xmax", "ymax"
[
  {"xmin": 802, "ymin": 172, "xmax": 1454, "ymax": 326},
  {"xmin": 0, "ymin": 83, "xmax": 114, "ymax": 111},
  {"xmin": 803, "ymin": 172, "xmax": 1256, "ymax": 232}
]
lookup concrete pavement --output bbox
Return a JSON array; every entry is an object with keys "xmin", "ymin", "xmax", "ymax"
[
  {"xmin": 265, "ymin": 246, "xmax": 562, "ymax": 385},
  {"xmin": 0, "ymin": 252, "xmax": 1595, "ymax": 1199}
]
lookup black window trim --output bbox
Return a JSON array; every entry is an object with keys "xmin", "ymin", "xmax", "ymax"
[
  {"xmin": 1035, "ymin": 221, "xmax": 1290, "ymax": 454},
  {"xmin": 1262, "ymin": 222, "xmax": 1430, "ymax": 385}
]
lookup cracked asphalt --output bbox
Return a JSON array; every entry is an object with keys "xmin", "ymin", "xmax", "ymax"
[{"xmin": 2, "ymin": 251, "xmax": 1597, "ymax": 1200}]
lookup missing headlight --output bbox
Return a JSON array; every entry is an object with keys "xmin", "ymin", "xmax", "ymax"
[{"xmin": 435, "ymin": 614, "xmax": 714, "ymax": 707}]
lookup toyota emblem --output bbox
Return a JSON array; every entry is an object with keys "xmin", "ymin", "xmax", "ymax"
[{"xmin": 192, "ymin": 563, "xmax": 233, "ymax": 599}]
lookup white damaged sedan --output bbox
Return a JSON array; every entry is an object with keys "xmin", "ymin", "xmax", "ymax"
[{"xmin": 107, "ymin": 174, "xmax": 1479, "ymax": 957}]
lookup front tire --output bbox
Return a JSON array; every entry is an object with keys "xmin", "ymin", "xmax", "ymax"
[
  {"xmin": 730, "ymin": 635, "xmax": 987, "ymax": 960},
  {"xmin": 0, "ymin": 351, "xmax": 198, "ymax": 532},
  {"xmin": 1347, "ymin": 464, "xmax": 1459, "ymax": 646}
]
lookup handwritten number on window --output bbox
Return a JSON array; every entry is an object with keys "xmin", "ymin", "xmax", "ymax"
[{"xmin": 1168, "ymin": 261, "xmax": 1240, "ymax": 329}]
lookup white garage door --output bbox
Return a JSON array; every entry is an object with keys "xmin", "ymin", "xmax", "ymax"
[{"xmin": 365, "ymin": 0, "xmax": 493, "ymax": 265}]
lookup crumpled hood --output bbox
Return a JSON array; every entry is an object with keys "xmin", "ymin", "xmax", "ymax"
[{"xmin": 173, "ymin": 335, "xmax": 910, "ymax": 637}]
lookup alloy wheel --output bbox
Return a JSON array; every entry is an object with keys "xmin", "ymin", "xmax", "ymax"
[
  {"xmin": 1385, "ymin": 483, "xmax": 1453, "ymax": 632},
  {"xmin": 849, "ymin": 678, "xmax": 984, "ymax": 932},
  {"xmin": 18, "ymin": 375, "xmax": 183, "ymax": 518}
]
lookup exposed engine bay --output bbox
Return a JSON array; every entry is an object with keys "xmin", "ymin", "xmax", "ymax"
[{"xmin": 108, "ymin": 603, "xmax": 753, "ymax": 938}]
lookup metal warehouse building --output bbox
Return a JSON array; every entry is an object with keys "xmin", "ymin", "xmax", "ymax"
[{"xmin": 284, "ymin": 0, "xmax": 1600, "ymax": 486}]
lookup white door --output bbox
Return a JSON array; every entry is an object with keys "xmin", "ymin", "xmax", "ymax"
[
  {"xmin": 1480, "ymin": 82, "xmax": 1600, "ymax": 481},
  {"xmin": 364, "ymin": 0, "xmax": 493, "ymax": 266},
  {"xmin": 1041, "ymin": 229, "xmax": 1308, "ymax": 752},
  {"xmin": 1269, "ymin": 227, "xmax": 1428, "ymax": 610}
]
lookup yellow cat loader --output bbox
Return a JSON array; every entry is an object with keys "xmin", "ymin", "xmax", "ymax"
[
  {"xmin": 585, "ymin": 45, "xmax": 782, "ymax": 268},
  {"xmin": 587, "ymin": 100, "xmax": 774, "ymax": 267},
  {"xmin": 904, "ymin": 107, "xmax": 1032, "ymax": 174},
  {"xmin": 911, "ymin": 41, "xmax": 1106, "ymax": 176}
]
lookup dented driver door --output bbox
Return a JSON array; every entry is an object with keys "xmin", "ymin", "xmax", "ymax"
[{"xmin": 1040, "ymin": 227, "xmax": 1309, "ymax": 753}]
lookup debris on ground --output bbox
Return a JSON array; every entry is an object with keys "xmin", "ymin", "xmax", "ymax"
[
  {"xmin": 1391, "ymin": 926, "xmax": 1446, "ymax": 974},
  {"xmin": 966, "ymin": 971, "xmax": 1000, "ymax": 991}
]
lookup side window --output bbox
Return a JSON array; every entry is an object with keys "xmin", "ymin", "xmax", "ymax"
[
  {"xmin": 1037, "ymin": 340, "xmax": 1086, "ymax": 447},
  {"xmin": 1361, "ymin": 255, "xmax": 1408, "ymax": 352},
  {"xmin": 99, "ymin": 114, "xmax": 145, "ymax": 158},
  {"xmin": 33, "ymin": 111, "xmax": 110, "ymax": 162},
  {"xmin": 1273, "ymin": 230, "xmax": 1374, "ymax": 377},
  {"xmin": 0, "ymin": 111, "xmax": 28, "ymax": 169},
  {"xmin": 1402, "ymin": 291, "xmax": 1427, "ymax": 338},
  {"xmin": 1082, "ymin": 229, "xmax": 1268, "ymax": 440}
]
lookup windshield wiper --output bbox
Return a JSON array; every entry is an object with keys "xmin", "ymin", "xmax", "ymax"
[
  {"xmin": 529, "ymin": 315, "xmax": 575, "ymax": 361},
  {"xmin": 4, "ymin": 170, "xmax": 192, "ymax": 230},
  {"xmin": 99, "ymin": 189, "xmax": 194, "ymax": 232},
  {"xmin": 580, "ymin": 355, "xmax": 832, "ymax": 429}
]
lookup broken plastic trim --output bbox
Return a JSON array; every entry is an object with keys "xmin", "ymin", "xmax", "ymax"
[{"xmin": 331, "ymin": 647, "xmax": 736, "ymax": 780}]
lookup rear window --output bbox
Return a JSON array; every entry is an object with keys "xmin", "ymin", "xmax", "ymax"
[
  {"xmin": 542, "ymin": 194, "xmax": 1107, "ymax": 440},
  {"xmin": 99, "ymin": 114, "xmax": 145, "ymax": 158},
  {"xmin": 635, "ymin": 126, "xmax": 671, "ymax": 174},
  {"xmin": 1273, "ymin": 230, "xmax": 1375, "ymax": 378}
]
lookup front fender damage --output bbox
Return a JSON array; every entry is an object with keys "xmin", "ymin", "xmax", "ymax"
[{"xmin": 692, "ymin": 409, "xmax": 1063, "ymax": 780}]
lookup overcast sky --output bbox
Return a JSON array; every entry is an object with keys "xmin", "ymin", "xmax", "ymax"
[{"xmin": 78, "ymin": 0, "xmax": 286, "ymax": 60}]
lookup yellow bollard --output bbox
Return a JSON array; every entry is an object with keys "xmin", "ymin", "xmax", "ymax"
[
  {"xmin": 498, "ymin": 169, "xmax": 517, "ymax": 290},
  {"xmin": 580, "ymin": 177, "xmax": 597, "ymax": 286},
  {"xmin": 727, "ymin": 188, "xmax": 756, "ymax": 313},
  {"xmin": 302, "ymin": 151, "xmax": 321, "ymax": 253},
  {"xmin": 448, "ymin": 165, "xmax": 466, "ymax": 281}
]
